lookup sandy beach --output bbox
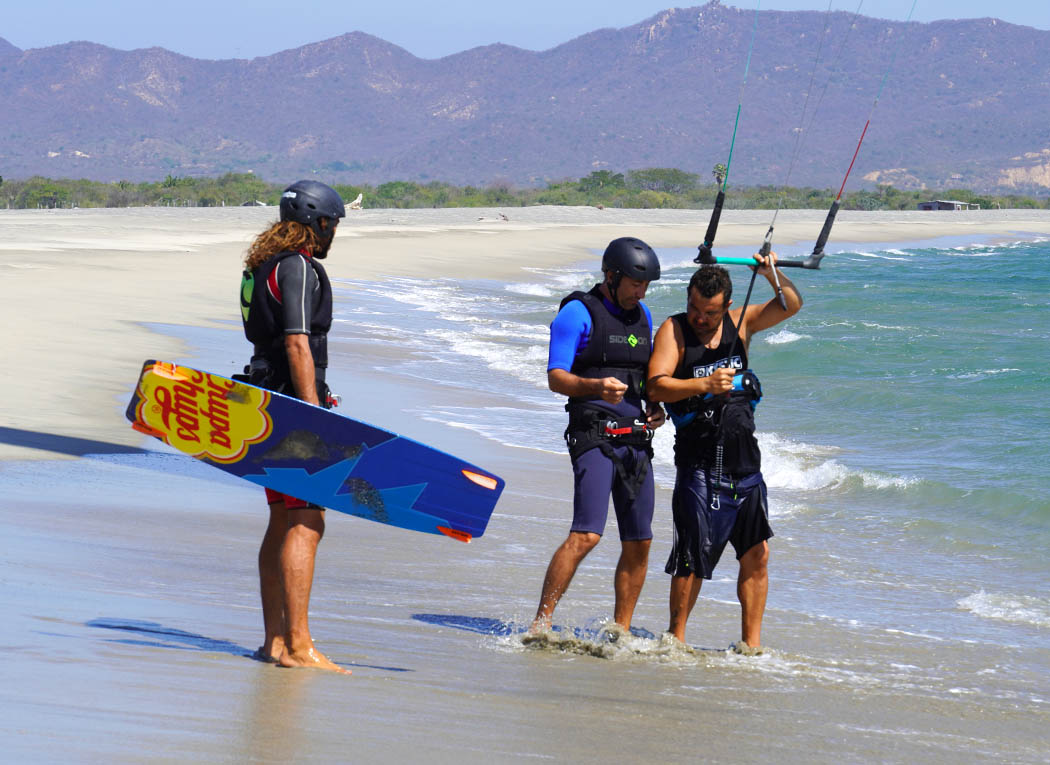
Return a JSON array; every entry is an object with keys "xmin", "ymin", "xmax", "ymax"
[{"xmin": 3, "ymin": 205, "xmax": 1049, "ymax": 762}]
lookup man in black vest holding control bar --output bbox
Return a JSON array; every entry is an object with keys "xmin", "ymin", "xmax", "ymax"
[{"xmin": 647, "ymin": 253, "xmax": 801, "ymax": 653}]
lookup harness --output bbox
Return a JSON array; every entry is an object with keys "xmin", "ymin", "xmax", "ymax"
[{"xmin": 564, "ymin": 403, "xmax": 654, "ymax": 501}]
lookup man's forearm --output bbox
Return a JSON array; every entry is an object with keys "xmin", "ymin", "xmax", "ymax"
[
  {"xmin": 285, "ymin": 334, "xmax": 319, "ymax": 405},
  {"xmin": 548, "ymin": 369, "xmax": 604, "ymax": 398}
]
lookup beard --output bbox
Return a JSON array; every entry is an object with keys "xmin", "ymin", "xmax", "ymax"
[{"xmin": 314, "ymin": 229, "xmax": 335, "ymax": 259}]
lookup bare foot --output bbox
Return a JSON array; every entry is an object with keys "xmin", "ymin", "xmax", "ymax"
[
  {"xmin": 527, "ymin": 616, "xmax": 552, "ymax": 635},
  {"xmin": 658, "ymin": 631, "xmax": 696, "ymax": 655},
  {"xmin": 279, "ymin": 646, "xmax": 352, "ymax": 674},
  {"xmin": 730, "ymin": 641, "xmax": 764, "ymax": 656},
  {"xmin": 522, "ymin": 618, "xmax": 553, "ymax": 646},
  {"xmin": 255, "ymin": 636, "xmax": 285, "ymax": 663},
  {"xmin": 252, "ymin": 646, "xmax": 279, "ymax": 664}
]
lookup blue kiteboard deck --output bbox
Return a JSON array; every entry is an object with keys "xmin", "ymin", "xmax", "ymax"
[{"xmin": 125, "ymin": 360, "xmax": 504, "ymax": 541}]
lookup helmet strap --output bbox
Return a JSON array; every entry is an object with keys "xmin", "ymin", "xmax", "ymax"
[{"xmin": 608, "ymin": 271, "xmax": 625, "ymax": 309}]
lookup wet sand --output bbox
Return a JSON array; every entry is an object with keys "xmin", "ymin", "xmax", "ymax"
[{"xmin": 3, "ymin": 206, "xmax": 1049, "ymax": 762}]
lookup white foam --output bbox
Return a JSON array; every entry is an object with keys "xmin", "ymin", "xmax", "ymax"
[
  {"xmin": 423, "ymin": 327, "xmax": 549, "ymax": 388},
  {"xmin": 758, "ymin": 432, "xmax": 917, "ymax": 493},
  {"xmin": 764, "ymin": 329, "xmax": 810, "ymax": 345},
  {"xmin": 856, "ymin": 471, "xmax": 919, "ymax": 490},
  {"xmin": 505, "ymin": 283, "xmax": 557, "ymax": 297},
  {"xmin": 946, "ymin": 248, "xmax": 998, "ymax": 257},
  {"xmin": 957, "ymin": 591, "xmax": 1050, "ymax": 628},
  {"xmin": 853, "ymin": 252, "xmax": 910, "ymax": 261},
  {"xmin": 416, "ymin": 405, "xmax": 566, "ymax": 453},
  {"xmin": 950, "ymin": 368, "xmax": 1021, "ymax": 380},
  {"xmin": 860, "ymin": 321, "xmax": 911, "ymax": 331}
]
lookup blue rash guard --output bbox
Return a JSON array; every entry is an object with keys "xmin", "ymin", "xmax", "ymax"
[{"xmin": 547, "ymin": 295, "xmax": 654, "ymax": 419}]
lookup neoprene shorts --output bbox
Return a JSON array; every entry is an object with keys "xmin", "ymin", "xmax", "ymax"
[
  {"xmin": 570, "ymin": 444, "xmax": 655, "ymax": 541},
  {"xmin": 665, "ymin": 467, "xmax": 772, "ymax": 579}
]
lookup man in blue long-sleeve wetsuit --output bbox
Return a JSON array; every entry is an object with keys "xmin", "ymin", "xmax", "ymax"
[{"xmin": 529, "ymin": 238, "xmax": 666, "ymax": 636}]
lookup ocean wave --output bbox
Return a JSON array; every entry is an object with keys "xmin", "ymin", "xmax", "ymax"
[
  {"xmin": 860, "ymin": 321, "xmax": 911, "ymax": 331},
  {"xmin": 415, "ymin": 405, "xmax": 566, "ymax": 453},
  {"xmin": 852, "ymin": 252, "xmax": 910, "ymax": 261},
  {"xmin": 764, "ymin": 329, "xmax": 810, "ymax": 345},
  {"xmin": 948, "ymin": 368, "xmax": 1021, "ymax": 380},
  {"xmin": 655, "ymin": 429, "xmax": 917, "ymax": 494},
  {"xmin": 946, "ymin": 247, "xmax": 999, "ymax": 257},
  {"xmin": 759, "ymin": 433, "xmax": 918, "ymax": 493},
  {"xmin": 957, "ymin": 590, "xmax": 1050, "ymax": 629},
  {"xmin": 519, "ymin": 266, "xmax": 594, "ymax": 291},
  {"xmin": 661, "ymin": 254, "xmax": 710, "ymax": 272},
  {"xmin": 504, "ymin": 283, "xmax": 556, "ymax": 297},
  {"xmin": 423, "ymin": 327, "xmax": 549, "ymax": 387}
]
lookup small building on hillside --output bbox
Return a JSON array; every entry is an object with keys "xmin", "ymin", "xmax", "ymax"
[{"xmin": 917, "ymin": 200, "xmax": 981, "ymax": 210}]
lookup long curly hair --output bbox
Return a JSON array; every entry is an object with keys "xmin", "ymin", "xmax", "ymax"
[{"xmin": 244, "ymin": 221, "xmax": 319, "ymax": 270}]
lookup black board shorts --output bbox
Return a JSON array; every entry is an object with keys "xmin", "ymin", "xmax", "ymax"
[{"xmin": 665, "ymin": 466, "xmax": 772, "ymax": 579}]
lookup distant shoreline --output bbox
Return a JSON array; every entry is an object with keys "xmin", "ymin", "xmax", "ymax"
[{"xmin": 4, "ymin": 171, "xmax": 1047, "ymax": 212}]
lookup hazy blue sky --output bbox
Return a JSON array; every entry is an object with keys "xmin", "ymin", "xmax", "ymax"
[{"xmin": 4, "ymin": 1, "xmax": 1047, "ymax": 60}]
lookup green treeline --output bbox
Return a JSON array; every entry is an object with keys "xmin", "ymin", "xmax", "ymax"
[{"xmin": 1, "ymin": 169, "xmax": 1047, "ymax": 211}]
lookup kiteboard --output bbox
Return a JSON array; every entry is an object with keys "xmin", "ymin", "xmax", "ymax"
[{"xmin": 125, "ymin": 360, "xmax": 504, "ymax": 541}]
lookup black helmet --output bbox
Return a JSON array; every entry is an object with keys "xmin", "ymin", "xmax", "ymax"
[
  {"xmin": 279, "ymin": 180, "xmax": 346, "ymax": 251},
  {"xmin": 602, "ymin": 237, "xmax": 661, "ymax": 282}
]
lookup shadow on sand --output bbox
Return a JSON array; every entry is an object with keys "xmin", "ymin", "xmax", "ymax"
[
  {"xmin": 86, "ymin": 618, "xmax": 412, "ymax": 672},
  {"xmin": 411, "ymin": 613, "xmax": 657, "ymax": 640},
  {"xmin": 0, "ymin": 427, "xmax": 149, "ymax": 457}
]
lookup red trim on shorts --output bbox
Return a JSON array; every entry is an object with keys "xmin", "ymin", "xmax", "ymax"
[{"xmin": 265, "ymin": 487, "xmax": 310, "ymax": 510}]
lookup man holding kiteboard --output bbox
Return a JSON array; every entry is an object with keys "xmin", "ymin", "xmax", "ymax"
[
  {"xmin": 239, "ymin": 179, "xmax": 347, "ymax": 672},
  {"xmin": 529, "ymin": 238, "xmax": 666, "ymax": 637},
  {"xmin": 647, "ymin": 254, "xmax": 801, "ymax": 652}
]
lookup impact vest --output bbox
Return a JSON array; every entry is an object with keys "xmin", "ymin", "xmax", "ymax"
[
  {"xmin": 240, "ymin": 250, "xmax": 333, "ymax": 386},
  {"xmin": 562, "ymin": 284, "xmax": 652, "ymax": 413},
  {"xmin": 558, "ymin": 285, "xmax": 654, "ymax": 497},
  {"xmin": 667, "ymin": 312, "xmax": 761, "ymax": 474}
]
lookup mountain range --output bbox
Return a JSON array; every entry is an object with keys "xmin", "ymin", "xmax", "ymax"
[{"xmin": 2, "ymin": 1, "xmax": 1049, "ymax": 192}]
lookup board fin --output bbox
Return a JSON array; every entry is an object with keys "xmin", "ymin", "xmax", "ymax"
[
  {"xmin": 131, "ymin": 421, "xmax": 165, "ymax": 439},
  {"xmin": 150, "ymin": 361, "xmax": 189, "ymax": 381},
  {"xmin": 437, "ymin": 526, "xmax": 472, "ymax": 543}
]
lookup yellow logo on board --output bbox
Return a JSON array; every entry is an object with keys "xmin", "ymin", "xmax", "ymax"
[{"xmin": 136, "ymin": 364, "xmax": 272, "ymax": 463}]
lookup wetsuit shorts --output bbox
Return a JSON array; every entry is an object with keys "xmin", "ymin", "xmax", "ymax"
[
  {"xmin": 571, "ymin": 444, "xmax": 655, "ymax": 541},
  {"xmin": 665, "ymin": 467, "xmax": 772, "ymax": 579}
]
